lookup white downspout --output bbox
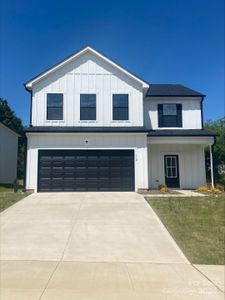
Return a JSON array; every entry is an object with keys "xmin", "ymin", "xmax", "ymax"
[{"xmin": 209, "ymin": 144, "xmax": 214, "ymax": 188}]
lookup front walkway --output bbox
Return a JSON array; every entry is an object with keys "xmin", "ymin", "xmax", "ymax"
[{"xmin": 0, "ymin": 192, "xmax": 223, "ymax": 299}]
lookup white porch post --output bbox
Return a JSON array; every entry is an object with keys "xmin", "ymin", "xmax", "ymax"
[{"xmin": 209, "ymin": 144, "xmax": 214, "ymax": 188}]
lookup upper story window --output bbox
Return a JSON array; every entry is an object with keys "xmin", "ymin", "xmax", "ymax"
[
  {"xmin": 158, "ymin": 104, "xmax": 182, "ymax": 127},
  {"xmin": 47, "ymin": 93, "xmax": 63, "ymax": 120},
  {"xmin": 113, "ymin": 94, "xmax": 129, "ymax": 120},
  {"xmin": 80, "ymin": 94, "xmax": 96, "ymax": 120}
]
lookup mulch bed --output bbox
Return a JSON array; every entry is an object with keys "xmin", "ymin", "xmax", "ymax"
[{"xmin": 138, "ymin": 189, "xmax": 181, "ymax": 195}]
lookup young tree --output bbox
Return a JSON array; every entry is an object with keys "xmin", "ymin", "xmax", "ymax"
[
  {"xmin": 205, "ymin": 117, "xmax": 225, "ymax": 187},
  {"xmin": 0, "ymin": 98, "xmax": 25, "ymax": 179}
]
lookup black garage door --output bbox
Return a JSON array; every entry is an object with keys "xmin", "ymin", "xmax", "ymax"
[{"xmin": 38, "ymin": 150, "xmax": 135, "ymax": 192}]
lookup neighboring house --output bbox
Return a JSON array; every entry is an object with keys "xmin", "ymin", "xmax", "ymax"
[
  {"xmin": 24, "ymin": 46, "xmax": 216, "ymax": 192},
  {"xmin": 0, "ymin": 122, "xmax": 20, "ymax": 184}
]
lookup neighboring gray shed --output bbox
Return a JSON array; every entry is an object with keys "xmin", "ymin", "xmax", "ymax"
[{"xmin": 0, "ymin": 122, "xmax": 20, "ymax": 184}]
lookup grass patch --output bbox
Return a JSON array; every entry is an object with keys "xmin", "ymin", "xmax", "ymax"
[
  {"xmin": 145, "ymin": 195, "xmax": 225, "ymax": 265},
  {"xmin": 0, "ymin": 185, "xmax": 31, "ymax": 212}
]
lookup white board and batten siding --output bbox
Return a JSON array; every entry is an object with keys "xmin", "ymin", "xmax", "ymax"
[
  {"xmin": 25, "ymin": 47, "xmax": 211, "ymax": 191},
  {"xmin": 0, "ymin": 123, "xmax": 19, "ymax": 184},
  {"xmin": 144, "ymin": 97, "xmax": 202, "ymax": 129},
  {"xmin": 26, "ymin": 133, "xmax": 149, "ymax": 192},
  {"xmin": 148, "ymin": 144, "xmax": 206, "ymax": 189},
  {"xmin": 31, "ymin": 52, "xmax": 144, "ymax": 127}
]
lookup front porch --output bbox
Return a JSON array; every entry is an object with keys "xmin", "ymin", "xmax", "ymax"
[{"xmin": 147, "ymin": 135, "xmax": 215, "ymax": 190}]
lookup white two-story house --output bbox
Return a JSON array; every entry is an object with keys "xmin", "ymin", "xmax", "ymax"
[{"xmin": 24, "ymin": 46, "xmax": 216, "ymax": 192}]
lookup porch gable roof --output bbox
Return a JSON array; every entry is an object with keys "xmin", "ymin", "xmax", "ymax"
[{"xmin": 147, "ymin": 129, "xmax": 217, "ymax": 137}]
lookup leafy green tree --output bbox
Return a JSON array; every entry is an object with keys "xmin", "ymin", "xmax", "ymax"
[
  {"xmin": 205, "ymin": 117, "xmax": 225, "ymax": 187},
  {"xmin": 0, "ymin": 98, "xmax": 24, "ymax": 134},
  {"xmin": 0, "ymin": 98, "xmax": 25, "ymax": 179}
]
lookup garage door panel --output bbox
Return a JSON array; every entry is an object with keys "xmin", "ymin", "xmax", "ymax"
[
  {"xmin": 64, "ymin": 173, "xmax": 74, "ymax": 178},
  {"xmin": 39, "ymin": 170, "xmax": 51, "ymax": 176},
  {"xmin": 40, "ymin": 156, "xmax": 51, "ymax": 161},
  {"xmin": 38, "ymin": 150, "xmax": 134, "ymax": 192},
  {"xmin": 76, "ymin": 162, "xmax": 86, "ymax": 167},
  {"xmin": 64, "ymin": 162, "xmax": 75, "ymax": 167},
  {"xmin": 121, "ymin": 168, "xmax": 134, "ymax": 176}
]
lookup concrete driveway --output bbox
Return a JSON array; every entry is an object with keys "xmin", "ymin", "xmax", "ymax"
[{"xmin": 0, "ymin": 192, "xmax": 223, "ymax": 299}]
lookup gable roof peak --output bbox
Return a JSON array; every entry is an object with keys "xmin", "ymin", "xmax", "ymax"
[{"xmin": 25, "ymin": 46, "xmax": 149, "ymax": 90}]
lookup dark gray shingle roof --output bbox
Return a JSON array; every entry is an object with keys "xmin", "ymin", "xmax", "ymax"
[
  {"xmin": 146, "ymin": 84, "xmax": 205, "ymax": 97},
  {"xmin": 148, "ymin": 129, "xmax": 216, "ymax": 137},
  {"xmin": 25, "ymin": 126, "xmax": 148, "ymax": 133}
]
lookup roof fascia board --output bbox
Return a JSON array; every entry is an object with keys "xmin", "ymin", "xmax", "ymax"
[
  {"xmin": 25, "ymin": 132, "xmax": 148, "ymax": 136},
  {"xmin": 148, "ymin": 136, "xmax": 214, "ymax": 145},
  {"xmin": 25, "ymin": 46, "xmax": 149, "ymax": 89}
]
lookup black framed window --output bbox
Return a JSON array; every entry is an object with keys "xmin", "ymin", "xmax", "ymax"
[
  {"xmin": 158, "ymin": 103, "xmax": 182, "ymax": 127},
  {"xmin": 80, "ymin": 94, "xmax": 96, "ymax": 120},
  {"xmin": 113, "ymin": 94, "xmax": 129, "ymax": 120},
  {"xmin": 47, "ymin": 93, "xmax": 63, "ymax": 120}
]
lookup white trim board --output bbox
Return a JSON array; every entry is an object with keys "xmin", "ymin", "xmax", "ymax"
[{"xmin": 25, "ymin": 46, "xmax": 149, "ymax": 89}]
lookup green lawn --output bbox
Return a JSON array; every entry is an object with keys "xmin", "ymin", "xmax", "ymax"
[
  {"xmin": 0, "ymin": 185, "xmax": 31, "ymax": 212},
  {"xmin": 145, "ymin": 195, "xmax": 225, "ymax": 265}
]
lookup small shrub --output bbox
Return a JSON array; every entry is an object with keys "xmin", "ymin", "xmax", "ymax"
[
  {"xmin": 215, "ymin": 184, "xmax": 224, "ymax": 192},
  {"xmin": 158, "ymin": 184, "xmax": 166, "ymax": 190},
  {"xmin": 160, "ymin": 187, "xmax": 170, "ymax": 193},
  {"xmin": 158, "ymin": 184, "xmax": 170, "ymax": 193},
  {"xmin": 209, "ymin": 188, "xmax": 222, "ymax": 194},
  {"xmin": 196, "ymin": 184, "xmax": 223, "ymax": 194},
  {"xmin": 195, "ymin": 185, "xmax": 210, "ymax": 193}
]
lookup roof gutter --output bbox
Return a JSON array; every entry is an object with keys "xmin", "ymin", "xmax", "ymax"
[
  {"xmin": 200, "ymin": 95, "xmax": 205, "ymax": 129},
  {"xmin": 24, "ymin": 84, "xmax": 33, "ymax": 126}
]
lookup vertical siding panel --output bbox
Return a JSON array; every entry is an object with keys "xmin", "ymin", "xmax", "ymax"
[
  {"xmin": 88, "ymin": 74, "xmax": 95, "ymax": 92},
  {"xmin": 66, "ymin": 74, "xmax": 73, "ymax": 126},
  {"xmin": 75, "ymin": 74, "xmax": 81, "ymax": 125},
  {"xmin": 81, "ymin": 74, "xmax": 88, "ymax": 92},
  {"xmin": 26, "ymin": 134, "xmax": 149, "ymax": 191},
  {"xmin": 103, "ymin": 75, "xmax": 110, "ymax": 126},
  {"xmin": 148, "ymin": 143, "xmax": 206, "ymax": 189},
  {"xmin": 88, "ymin": 59, "xmax": 95, "ymax": 74},
  {"xmin": 145, "ymin": 97, "xmax": 202, "ymax": 130},
  {"xmin": 31, "ymin": 54, "xmax": 143, "ymax": 127},
  {"xmin": 41, "ymin": 89, "xmax": 45, "ymax": 126}
]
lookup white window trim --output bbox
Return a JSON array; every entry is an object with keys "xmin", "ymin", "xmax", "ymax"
[
  {"xmin": 45, "ymin": 92, "xmax": 65, "ymax": 123},
  {"xmin": 162, "ymin": 153, "xmax": 180, "ymax": 184},
  {"xmin": 157, "ymin": 103, "xmax": 183, "ymax": 129},
  {"xmin": 165, "ymin": 156, "xmax": 178, "ymax": 178},
  {"xmin": 79, "ymin": 93, "xmax": 98, "ymax": 122},
  {"xmin": 111, "ymin": 92, "xmax": 131, "ymax": 122}
]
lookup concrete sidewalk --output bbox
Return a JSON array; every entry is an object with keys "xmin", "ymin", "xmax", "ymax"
[
  {"xmin": 0, "ymin": 192, "xmax": 223, "ymax": 299},
  {"xmin": 194, "ymin": 265, "xmax": 225, "ymax": 293},
  {"xmin": 1, "ymin": 261, "xmax": 223, "ymax": 300}
]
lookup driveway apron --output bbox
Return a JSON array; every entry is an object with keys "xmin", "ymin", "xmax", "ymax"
[{"xmin": 0, "ymin": 192, "xmax": 223, "ymax": 299}]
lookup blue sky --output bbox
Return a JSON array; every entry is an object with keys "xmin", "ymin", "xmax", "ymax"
[{"xmin": 1, "ymin": 0, "xmax": 224, "ymax": 125}]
